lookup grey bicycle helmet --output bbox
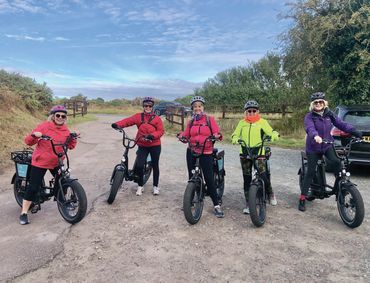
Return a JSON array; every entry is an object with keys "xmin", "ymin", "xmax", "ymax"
[
  {"xmin": 142, "ymin": 96, "xmax": 155, "ymax": 105},
  {"xmin": 244, "ymin": 100, "xmax": 259, "ymax": 110},
  {"xmin": 310, "ymin": 92, "xmax": 325, "ymax": 101},
  {"xmin": 190, "ymin": 95, "xmax": 205, "ymax": 105}
]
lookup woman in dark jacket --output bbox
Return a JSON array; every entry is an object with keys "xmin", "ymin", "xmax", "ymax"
[{"xmin": 298, "ymin": 92, "xmax": 362, "ymax": 211}]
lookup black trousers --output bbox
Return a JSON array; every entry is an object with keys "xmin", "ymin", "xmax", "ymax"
[
  {"xmin": 135, "ymin": 145, "xmax": 161, "ymax": 187},
  {"xmin": 186, "ymin": 148, "xmax": 219, "ymax": 206},
  {"xmin": 301, "ymin": 146, "xmax": 341, "ymax": 196},
  {"xmin": 24, "ymin": 165, "xmax": 58, "ymax": 202}
]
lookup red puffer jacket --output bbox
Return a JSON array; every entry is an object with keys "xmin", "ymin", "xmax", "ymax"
[
  {"xmin": 114, "ymin": 112, "xmax": 164, "ymax": 147},
  {"xmin": 24, "ymin": 121, "xmax": 77, "ymax": 169},
  {"xmin": 180, "ymin": 114, "xmax": 221, "ymax": 154}
]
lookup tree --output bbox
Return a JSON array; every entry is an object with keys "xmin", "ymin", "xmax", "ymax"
[{"xmin": 282, "ymin": 0, "xmax": 370, "ymax": 104}]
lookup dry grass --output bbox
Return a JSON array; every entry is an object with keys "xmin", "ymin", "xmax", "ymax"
[{"xmin": 89, "ymin": 104, "xmax": 141, "ymax": 115}]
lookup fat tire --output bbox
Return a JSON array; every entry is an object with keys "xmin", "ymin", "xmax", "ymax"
[
  {"xmin": 107, "ymin": 170, "xmax": 125, "ymax": 204},
  {"xmin": 142, "ymin": 161, "xmax": 152, "ymax": 186},
  {"xmin": 214, "ymin": 172, "xmax": 224, "ymax": 205},
  {"xmin": 183, "ymin": 181, "xmax": 204, "ymax": 225},
  {"xmin": 337, "ymin": 184, "xmax": 364, "ymax": 228},
  {"xmin": 57, "ymin": 180, "xmax": 87, "ymax": 224},
  {"xmin": 249, "ymin": 183, "xmax": 266, "ymax": 227}
]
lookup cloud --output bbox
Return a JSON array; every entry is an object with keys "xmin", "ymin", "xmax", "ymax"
[
  {"xmin": 5, "ymin": 34, "xmax": 45, "ymax": 41},
  {"xmin": 54, "ymin": 36, "xmax": 70, "ymax": 41},
  {"xmin": 11, "ymin": 0, "xmax": 43, "ymax": 13},
  {"xmin": 96, "ymin": 1, "xmax": 121, "ymax": 23},
  {"xmin": 51, "ymin": 78, "xmax": 202, "ymax": 100}
]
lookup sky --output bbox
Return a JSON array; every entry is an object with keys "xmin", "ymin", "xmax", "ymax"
[{"xmin": 0, "ymin": 0, "xmax": 293, "ymax": 101}]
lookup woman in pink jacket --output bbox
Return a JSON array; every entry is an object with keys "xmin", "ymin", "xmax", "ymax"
[
  {"xmin": 19, "ymin": 105, "xmax": 78, "ymax": 225},
  {"xmin": 111, "ymin": 97, "xmax": 164, "ymax": 196},
  {"xmin": 178, "ymin": 96, "xmax": 224, "ymax": 218}
]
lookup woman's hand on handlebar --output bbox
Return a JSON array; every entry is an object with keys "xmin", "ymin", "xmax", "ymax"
[
  {"xmin": 177, "ymin": 133, "xmax": 188, "ymax": 143},
  {"xmin": 32, "ymin": 132, "xmax": 42, "ymax": 138},
  {"xmin": 314, "ymin": 135, "xmax": 323, "ymax": 144}
]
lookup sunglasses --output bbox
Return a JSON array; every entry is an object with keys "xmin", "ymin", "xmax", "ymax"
[
  {"xmin": 143, "ymin": 104, "xmax": 153, "ymax": 108},
  {"xmin": 247, "ymin": 109, "xmax": 257, "ymax": 113},
  {"xmin": 55, "ymin": 114, "xmax": 67, "ymax": 119},
  {"xmin": 314, "ymin": 100, "xmax": 325, "ymax": 105}
]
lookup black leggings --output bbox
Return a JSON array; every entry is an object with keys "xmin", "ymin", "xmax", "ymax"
[
  {"xmin": 24, "ymin": 165, "xmax": 58, "ymax": 202},
  {"xmin": 135, "ymin": 145, "xmax": 161, "ymax": 187},
  {"xmin": 301, "ymin": 146, "xmax": 341, "ymax": 196},
  {"xmin": 186, "ymin": 148, "xmax": 219, "ymax": 206}
]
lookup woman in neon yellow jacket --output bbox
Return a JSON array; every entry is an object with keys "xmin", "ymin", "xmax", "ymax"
[{"xmin": 231, "ymin": 100, "xmax": 279, "ymax": 214}]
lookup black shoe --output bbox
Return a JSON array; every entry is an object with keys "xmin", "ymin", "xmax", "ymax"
[
  {"xmin": 19, "ymin": 213, "xmax": 29, "ymax": 225},
  {"xmin": 298, "ymin": 199, "xmax": 306, "ymax": 212}
]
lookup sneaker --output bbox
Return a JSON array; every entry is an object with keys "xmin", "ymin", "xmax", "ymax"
[
  {"xmin": 214, "ymin": 205, "xmax": 224, "ymax": 218},
  {"xmin": 19, "ymin": 213, "xmax": 29, "ymax": 225},
  {"xmin": 242, "ymin": 207, "xmax": 250, "ymax": 214},
  {"xmin": 136, "ymin": 186, "xmax": 144, "ymax": 196},
  {"xmin": 269, "ymin": 194, "xmax": 277, "ymax": 206},
  {"xmin": 298, "ymin": 199, "xmax": 306, "ymax": 212},
  {"xmin": 152, "ymin": 186, "xmax": 160, "ymax": 195}
]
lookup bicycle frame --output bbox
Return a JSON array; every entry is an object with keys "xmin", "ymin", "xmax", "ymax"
[
  {"xmin": 238, "ymin": 136, "xmax": 271, "ymax": 189},
  {"xmin": 301, "ymin": 138, "xmax": 365, "ymax": 198}
]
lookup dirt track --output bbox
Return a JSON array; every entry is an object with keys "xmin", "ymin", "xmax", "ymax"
[{"xmin": 0, "ymin": 114, "xmax": 369, "ymax": 283}]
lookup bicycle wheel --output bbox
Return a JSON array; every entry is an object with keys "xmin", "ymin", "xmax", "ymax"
[
  {"xmin": 57, "ymin": 180, "xmax": 87, "ymax": 224},
  {"xmin": 142, "ymin": 161, "xmax": 152, "ymax": 186},
  {"xmin": 214, "ymin": 172, "xmax": 224, "ymax": 205},
  {"xmin": 13, "ymin": 175, "xmax": 25, "ymax": 207},
  {"xmin": 337, "ymin": 184, "xmax": 364, "ymax": 228},
  {"xmin": 183, "ymin": 180, "xmax": 204, "ymax": 225},
  {"xmin": 248, "ymin": 183, "xmax": 266, "ymax": 227},
  {"xmin": 107, "ymin": 170, "xmax": 125, "ymax": 204}
]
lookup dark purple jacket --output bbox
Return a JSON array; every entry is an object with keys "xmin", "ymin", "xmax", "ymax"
[{"xmin": 305, "ymin": 108, "xmax": 354, "ymax": 153}]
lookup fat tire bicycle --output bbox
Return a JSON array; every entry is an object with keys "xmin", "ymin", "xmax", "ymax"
[
  {"xmin": 178, "ymin": 135, "xmax": 225, "ymax": 225},
  {"xmin": 11, "ymin": 133, "xmax": 87, "ymax": 224},
  {"xmin": 298, "ymin": 137, "xmax": 367, "ymax": 228},
  {"xmin": 107, "ymin": 128, "xmax": 153, "ymax": 204},
  {"xmin": 238, "ymin": 136, "xmax": 273, "ymax": 227}
]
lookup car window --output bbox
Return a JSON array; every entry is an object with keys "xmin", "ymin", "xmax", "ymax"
[{"xmin": 343, "ymin": 111, "xmax": 370, "ymax": 126}]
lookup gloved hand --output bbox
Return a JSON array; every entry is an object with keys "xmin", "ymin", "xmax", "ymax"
[
  {"xmin": 145, "ymin": 134, "xmax": 154, "ymax": 141},
  {"xmin": 111, "ymin": 123, "xmax": 118, "ymax": 129},
  {"xmin": 351, "ymin": 130, "xmax": 363, "ymax": 138},
  {"xmin": 271, "ymin": 131, "xmax": 279, "ymax": 142}
]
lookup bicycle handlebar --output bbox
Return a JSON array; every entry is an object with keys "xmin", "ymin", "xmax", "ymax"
[
  {"xmin": 114, "ymin": 128, "xmax": 149, "ymax": 149},
  {"xmin": 177, "ymin": 135, "xmax": 220, "ymax": 156}
]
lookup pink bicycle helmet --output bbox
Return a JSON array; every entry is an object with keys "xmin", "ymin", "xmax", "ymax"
[{"xmin": 50, "ymin": 105, "xmax": 68, "ymax": 115}]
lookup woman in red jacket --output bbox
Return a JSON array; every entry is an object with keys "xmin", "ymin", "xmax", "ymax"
[
  {"xmin": 20, "ymin": 105, "xmax": 78, "ymax": 225},
  {"xmin": 111, "ymin": 97, "xmax": 164, "ymax": 196},
  {"xmin": 178, "ymin": 96, "xmax": 224, "ymax": 218}
]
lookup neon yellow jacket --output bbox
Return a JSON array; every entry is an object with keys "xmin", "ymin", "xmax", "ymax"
[{"xmin": 231, "ymin": 118, "xmax": 279, "ymax": 154}]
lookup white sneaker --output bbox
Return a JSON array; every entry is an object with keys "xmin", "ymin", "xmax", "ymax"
[
  {"xmin": 136, "ymin": 186, "xmax": 144, "ymax": 196},
  {"xmin": 270, "ymin": 194, "xmax": 277, "ymax": 206},
  {"xmin": 153, "ymin": 186, "xmax": 160, "ymax": 195},
  {"xmin": 243, "ymin": 207, "xmax": 250, "ymax": 214}
]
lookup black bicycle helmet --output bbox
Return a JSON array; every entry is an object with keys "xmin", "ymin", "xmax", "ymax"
[
  {"xmin": 190, "ymin": 95, "xmax": 205, "ymax": 105},
  {"xmin": 310, "ymin": 92, "xmax": 325, "ymax": 101},
  {"xmin": 244, "ymin": 100, "xmax": 259, "ymax": 110}
]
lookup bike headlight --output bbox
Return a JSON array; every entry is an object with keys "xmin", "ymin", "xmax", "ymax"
[
  {"xmin": 346, "ymin": 172, "xmax": 350, "ymax": 177},
  {"xmin": 191, "ymin": 169, "xmax": 195, "ymax": 174},
  {"xmin": 121, "ymin": 156, "xmax": 126, "ymax": 162}
]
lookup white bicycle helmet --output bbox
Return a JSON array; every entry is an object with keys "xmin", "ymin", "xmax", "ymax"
[{"xmin": 190, "ymin": 96, "xmax": 205, "ymax": 105}]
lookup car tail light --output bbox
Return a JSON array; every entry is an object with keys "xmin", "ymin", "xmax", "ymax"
[{"xmin": 331, "ymin": 127, "xmax": 351, "ymax": 137}]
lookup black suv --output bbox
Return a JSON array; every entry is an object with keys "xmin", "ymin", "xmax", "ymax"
[
  {"xmin": 153, "ymin": 101, "xmax": 191, "ymax": 116},
  {"xmin": 331, "ymin": 105, "xmax": 370, "ymax": 165}
]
